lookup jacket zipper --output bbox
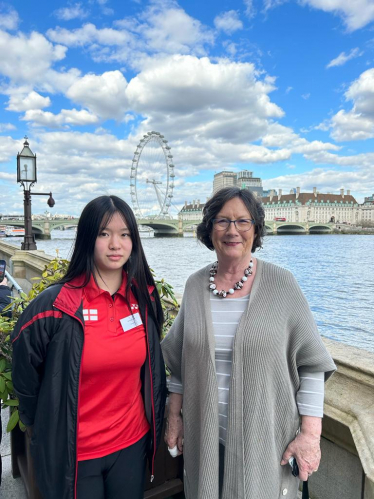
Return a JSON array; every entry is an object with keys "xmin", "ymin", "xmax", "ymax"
[
  {"xmin": 54, "ymin": 303, "xmax": 84, "ymax": 499},
  {"xmin": 74, "ymin": 334, "xmax": 84, "ymax": 499},
  {"xmin": 144, "ymin": 311, "xmax": 157, "ymax": 481}
]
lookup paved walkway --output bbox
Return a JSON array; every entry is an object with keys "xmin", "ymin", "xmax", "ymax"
[
  {"xmin": 1, "ymin": 410, "xmax": 303, "ymax": 498},
  {"xmin": 1, "ymin": 410, "xmax": 27, "ymax": 498}
]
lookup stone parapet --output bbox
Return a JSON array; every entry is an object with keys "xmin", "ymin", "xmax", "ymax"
[
  {"xmin": 0, "ymin": 240, "xmax": 18, "ymax": 263},
  {"xmin": 0, "ymin": 240, "xmax": 54, "ymax": 293},
  {"xmin": 310, "ymin": 339, "xmax": 374, "ymax": 499}
]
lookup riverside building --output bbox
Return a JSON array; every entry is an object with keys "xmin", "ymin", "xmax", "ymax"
[
  {"xmin": 236, "ymin": 170, "xmax": 263, "ymax": 197},
  {"xmin": 262, "ymin": 188, "xmax": 359, "ymax": 224},
  {"xmin": 213, "ymin": 171, "xmax": 237, "ymax": 194},
  {"xmin": 364, "ymin": 193, "xmax": 374, "ymax": 204},
  {"xmin": 213, "ymin": 170, "xmax": 264, "ymax": 196},
  {"xmin": 359, "ymin": 203, "xmax": 374, "ymax": 226},
  {"xmin": 178, "ymin": 200, "xmax": 205, "ymax": 223}
]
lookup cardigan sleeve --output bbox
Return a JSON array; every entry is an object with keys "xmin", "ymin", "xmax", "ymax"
[{"xmin": 161, "ymin": 286, "xmax": 187, "ymax": 382}]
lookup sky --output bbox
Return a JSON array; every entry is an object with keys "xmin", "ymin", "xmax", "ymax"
[{"xmin": 0, "ymin": 0, "xmax": 374, "ymax": 217}]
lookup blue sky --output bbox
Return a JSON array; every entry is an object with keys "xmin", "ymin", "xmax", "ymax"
[{"xmin": 0, "ymin": 0, "xmax": 374, "ymax": 216}]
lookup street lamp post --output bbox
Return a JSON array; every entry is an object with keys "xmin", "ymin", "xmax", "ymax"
[{"xmin": 17, "ymin": 137, "xmax": 55, "ymax": 250}]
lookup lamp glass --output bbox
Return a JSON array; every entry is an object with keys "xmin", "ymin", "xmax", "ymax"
[{"xmin": 19, "ymin": 156, "xmax": 36, "ymax": 182}]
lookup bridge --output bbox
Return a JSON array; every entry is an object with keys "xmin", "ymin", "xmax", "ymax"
[
  {"xmin": 1, "ymin": 218, "xmax": 188, "ymax": 238},
  {"xmin": 0, "ymin": 218, "xmax": 335, "ymax": 238},
  {"xmin": 264, "ymin": 221, "xmax": 335, "ymax": 234}
]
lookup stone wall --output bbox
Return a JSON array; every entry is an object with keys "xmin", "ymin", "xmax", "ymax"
[
  {"xmin": 0, "ymin": 240, "xmax": 54, "ymax": 293},
  {"xmin": 310, "ymin": 339, "xmax": 374, "ymax": 499}
]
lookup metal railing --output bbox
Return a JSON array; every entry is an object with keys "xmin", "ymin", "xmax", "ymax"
[{"xmin": 4, "ymin": 270, "xmax": 23, "ymax": 295}]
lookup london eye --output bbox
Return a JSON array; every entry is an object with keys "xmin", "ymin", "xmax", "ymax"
[{"xmin": 130, "ymin": 131, "xmax": 175, "ymax": 219}]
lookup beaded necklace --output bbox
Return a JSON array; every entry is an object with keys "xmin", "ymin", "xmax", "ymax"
[{"xmin": 209, "ymin": 259, "xmax": 254, "ymax": 298}]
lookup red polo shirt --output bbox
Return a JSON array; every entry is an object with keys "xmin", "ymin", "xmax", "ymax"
[{"xmin": 77, "ymin": 274, "xmax": 150, "ymax": 461}]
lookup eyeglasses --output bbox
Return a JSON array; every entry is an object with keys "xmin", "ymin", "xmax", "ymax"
[{"xmin": 212, "ymin": 218, "xmax": 255, "ymax": 232}]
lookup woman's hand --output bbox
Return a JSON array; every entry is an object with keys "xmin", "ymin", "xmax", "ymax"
[
  {"xmin": 281, "ymin": 416, "xmax": 322, "ymax": 481},
  {"xmin": 165, "ymin": 393, "xmax": 184, "ymax": 455},
  {"xmin": 165, "ymin": 413, "xmax": 184, "ymax": 455}
]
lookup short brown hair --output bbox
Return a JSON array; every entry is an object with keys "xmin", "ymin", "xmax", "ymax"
[{"xmin": 196, "ymin": 187, "xmax": 265, "ymax": 252}]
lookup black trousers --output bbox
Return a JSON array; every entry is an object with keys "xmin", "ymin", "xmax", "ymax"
[
  {"xmin": 219, "ymin": 443, "xmax": 225, "ymax": 498},
  {"xmin": 77, "ymin": 433, "xmax": 148, "ymax": 499}
]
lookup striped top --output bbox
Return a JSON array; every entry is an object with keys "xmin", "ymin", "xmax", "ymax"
[{"xmin": 169, "ymin": 294, "xmax": 324, "ymax": 445}]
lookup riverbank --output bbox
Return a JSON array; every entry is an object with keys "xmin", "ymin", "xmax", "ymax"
[{"xmin": 333, "ymin": 227, "xmax": 374, "ymax": 235}]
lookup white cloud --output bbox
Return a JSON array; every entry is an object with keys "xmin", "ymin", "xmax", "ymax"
[
  {"xmin": 301, "ymin": 93, "xmax": 310, "ymax": 100},
  {"xmin": 22, "ymin": 109, "xmax": 99, "ymax": 127},
  {"xmin": 264, "ymin": 167, "xmax": 372, "ymax": 201},
  {"xmin": 345, "ymin": 68, "xmax": 374, "ymax": 115},
  {"xmin": 126, "ymin": 55, "xmax": 283, "ymax": 144},
  {"xmin": 262, "ymin": 0, "xmax": 374, "ymax": 32},
  {"xmin": 135, "ymin": 5, "xmax": 215, "ymax": 56},
  {"xmin": 303, "ymin": 149, "xmax": 374, "ymax": 167},
  {"xmin": 329, "ymin": 68, "xmax": 374, "ymax": 141},
  {"xmin": 0, "ymin": 122, "xmax": 15, "ymax": 132},
  {"xmin": 214, "ymin": 11, "xmax": 243, "ymax": 34},
  {"xmin": 66, "ymin": 70, "xmax": 129, "ymax": 120},
  {"xmin": 6, "ymin": 91, "xmax": 51, "ymax": 112},
  {"xmin": 331, "ymin": 110, "xmax": 374, "ymax": 141},
  {"xmin": 0, "ymin": 5, "xmax": 20, "ymax": 31},
  {"xmin": 0, "ymin": 135, "xmax": 19, "ymax": 163},
  {"xmin": 326, "ymin": 47, "xmax": 362, "ymax": 68},
  {"xmin": 299, "ymin": 0, "xmax": 374, "ymax": 32},
  {"xmin": 224, "ymin": 41, "xmax": 240, "ymax": 57},
  {"xmin": 243, "ymin": 0, "xmax": 256, "ymax": 18},
  {"xmin": 54, "ymin": 3, "xmax": 89, "ymax": 21},
  {"xmin": 263, "ymin": 0, "xmax": 288, "ymax": 12},
  {"xmin": 47, "ymin": 23, "xmax": 132, "ymax": 47},
  {"xmin": 262, "ymin": 123, "xmax": 340, "ymax": 154},
  {"xmin": 48, "ymin": 4, "xmax": 215, "ymax": 66},
  {"xmin": 0, "ymin": 30, "xmax": 67, "ymax": 84}
]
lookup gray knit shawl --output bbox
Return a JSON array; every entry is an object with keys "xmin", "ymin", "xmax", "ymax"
[{"xmin": 161, "ymin": 259, "xmax": 336, "ymax": 499}]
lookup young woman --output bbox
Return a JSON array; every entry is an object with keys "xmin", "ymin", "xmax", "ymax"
[{"xmin": 12, "ymin": 195, "xmax": 167, "ymax": 499}]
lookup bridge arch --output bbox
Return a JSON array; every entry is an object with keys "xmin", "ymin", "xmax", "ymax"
[
  {"xmin": 276, "ymin": 224, "xmax": 307, "ymax": 234},
  {"xmin": 309, "ymin": 224, "xmax": 332, "ymax": 234}
]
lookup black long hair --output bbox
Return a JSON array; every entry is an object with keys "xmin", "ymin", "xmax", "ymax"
[{"xmin": 60, "ymin": 195, "xmax": 164, "ymax": 336}]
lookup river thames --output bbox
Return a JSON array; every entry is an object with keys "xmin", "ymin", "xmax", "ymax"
[{"xmin": 6, "ymin": 231, "xmax": 374, "ymax": 353}]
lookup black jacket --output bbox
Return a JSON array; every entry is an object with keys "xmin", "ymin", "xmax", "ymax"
[
  {"xmin": 11, "ymin": 280, "xmax": 167, "ymax": 499},
  {"xmin": 0, "ymin": 284, "xmax": 11, "ymax": 318}
]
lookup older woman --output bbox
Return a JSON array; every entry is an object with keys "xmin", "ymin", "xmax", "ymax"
[{"xmin": 161, "ymin": 187, "xmax": 336, "ymax": 499}]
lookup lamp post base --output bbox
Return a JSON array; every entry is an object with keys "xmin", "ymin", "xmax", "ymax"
[{"xmin": 21, "ymin": 238, "xmax": 37, "ymax": 251}]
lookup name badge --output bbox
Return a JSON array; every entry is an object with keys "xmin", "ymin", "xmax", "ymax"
[{"xmin": 120, "ymin": 312, "xmax": 143, "ymax": 332}]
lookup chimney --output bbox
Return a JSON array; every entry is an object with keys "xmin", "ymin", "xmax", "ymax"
[
  {"xmin": 313, "ymin": 187, "xmax": 317, "ymax": 198},
  {"xmin": 184, "ymin": 201, "xmax": 187, "ymax": 208},
  {"xmin": 278, "ymin": 189, "xmax": 282, "ymax": 200},
  {"xmin": 296, "ymin": 187, "xmax": 300, "ymax": 199},
  {"xmin": 347, "ymin": 189, "xmax": 351, "ymax": 196},
  {"xmin": 197, "ymin": 199, "xmax": 200, "ymax": 206},
  {"xmin": 340, "ymin": 188, "xmax": 344, "ymax": 198},
  {"xmin": 269, "ymin": 189, "xmax": 274, "ymax": 201}
]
